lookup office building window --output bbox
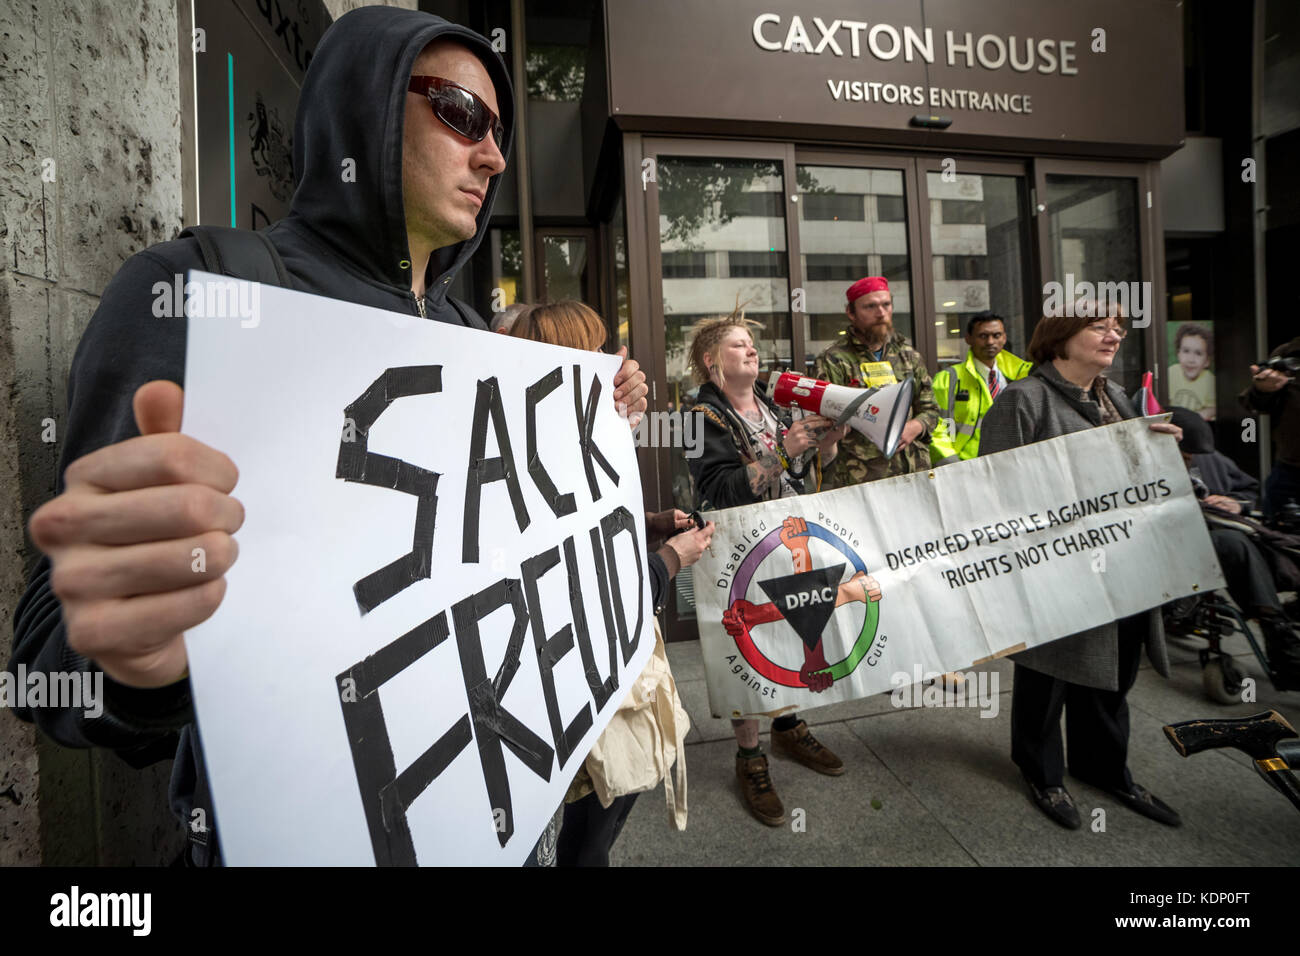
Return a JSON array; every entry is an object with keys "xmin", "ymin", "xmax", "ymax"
[
  {"xmin": 662, "ymin": 251, "xmax": 708, "ymax": 278},
  {"xmin": 805, "ymin": 254, "xmax": 872, "ymax": 281},
  {"xmin": 937, "ymin": 255, "xmax": 991, "ymax": 281},
  {"xmin": 877, "ymin": 195, "xmax": 907, "ymax": 222},
  {"xmin": 880, "ymin": 254, "xmax": 910, "ymax": 279},
  {"xmin": 732, "ymin": 190, "xmax": 785, "ymax": 218},
  {"xmin": 802, "ymin": 192, "xmax": 866, "ymax": 221},
  {"xmin": 938, "ymin": 199, "xmax": 987, "ymax": 224},
  {"xmin": 729, "ymin": 250, "xmax": 787, "ymax": 277}
]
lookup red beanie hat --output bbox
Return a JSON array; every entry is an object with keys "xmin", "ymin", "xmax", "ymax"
[{"xmin": 847, "ymin": 276, "xmax": 890, "ymax": 304}]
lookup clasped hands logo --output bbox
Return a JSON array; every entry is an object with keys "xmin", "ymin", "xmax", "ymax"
[{"xmin": 723, "ymin": 516, "xmax": 883, "ymax": 694}]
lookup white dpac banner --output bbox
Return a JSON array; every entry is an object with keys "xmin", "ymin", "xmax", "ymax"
[
  {"xmin": 694, "ymin": 417, "xmax": 1226, "ymax": 719},
  {"xmin": 181, "ymin": 274, "xmax": 653, "ymax": 866}
]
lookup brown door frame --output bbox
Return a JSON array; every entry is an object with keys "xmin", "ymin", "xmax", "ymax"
[
  {"xmin": 621, "ymin": 134, "xmax": 660, "ymax": 522},
  {"xmin": 1031, "ymin": 158, "xmax": 1166, "ymax": 399}
]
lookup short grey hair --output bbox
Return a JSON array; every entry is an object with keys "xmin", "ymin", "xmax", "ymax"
[{"xmin": 491, "ymin": 301, "xmax": 532, "ymax": 333}]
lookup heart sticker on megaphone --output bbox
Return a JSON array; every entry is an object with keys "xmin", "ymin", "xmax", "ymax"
[{"xmin": 773, "ymin": 372, "xmax": 916, "ymax": 459}]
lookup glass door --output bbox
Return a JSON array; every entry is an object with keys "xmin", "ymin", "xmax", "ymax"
[
  {"xmin": 641, "ymin": 141, "xmax": 799, "ymax": 633},
  {"xmin": 792, "ymin": 160, "xmax": 919, "ymax": 369},
  {"xmin": 534, "ymin": 228, "xmax": 595, "ymax": 304},
  {"xmin": 1033, "ymin": 161, "xmax": 1160, "ymax": 395},
  {"xmin": 629, "ymin": 143, "xmax": 1160, "ymax": 641},
  {"xmin": 916, "ymin": 160, "xmax": 1034, "ymax": 374},
  {"xmin": 650, "ymin": 149, "xmax": 797, "ymax": 508}
]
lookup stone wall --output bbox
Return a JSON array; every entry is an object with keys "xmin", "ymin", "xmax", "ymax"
[
  {"xmin": 1, "ymin": 0, "xmax": 188, "ymax": 866},
  {"xmin": 324, "ymin": 0, "xmax": 417, "ymax": 17},
  {"xmin": 1, "ymin": 0, "xmax": 423, "ymax": 867}
]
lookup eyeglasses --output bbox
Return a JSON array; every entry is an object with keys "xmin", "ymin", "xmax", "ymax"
[
  {"xmin": 1085, "ymin": 323, "xmax": 1127, "ymax": 340},
  {"xmin": 407, "ymin": 76, "xmax": 504, "ymax": 151}
]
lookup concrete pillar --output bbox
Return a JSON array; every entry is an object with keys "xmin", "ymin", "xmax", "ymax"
[
  {"xmin": 2, "ymin": 0, "xmax": 193, "ymax": 866},
  {"xmin": 2, "ymin": 0, "xmax": 430, "ymax": 868},
  {"xmin": 1, "ymin": 0, "xmax": 423, "ymax": 868},
  {"xmin": 323, "ymin": 0, "xmax": 417, "ymax": 18}
]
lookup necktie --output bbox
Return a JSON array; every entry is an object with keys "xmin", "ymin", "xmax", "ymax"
[{"xmin": 988, "ymin": 369, "xmax": 1000, "ymax": 398}]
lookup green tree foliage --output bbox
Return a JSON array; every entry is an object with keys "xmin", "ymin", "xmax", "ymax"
[{"xmin": 527, "ymin": 45, "xmax": 585, "ymax": 101}]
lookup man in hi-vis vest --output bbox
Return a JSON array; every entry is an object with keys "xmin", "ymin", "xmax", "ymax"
[{"xmin": 930, "ymin": 311, "xmax": 1032, "ymax": 465}]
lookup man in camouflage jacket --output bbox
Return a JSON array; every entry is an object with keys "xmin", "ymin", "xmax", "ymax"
[{"xmin": 813, "ymin": 276, "xmax": 939, "ymax": 488}]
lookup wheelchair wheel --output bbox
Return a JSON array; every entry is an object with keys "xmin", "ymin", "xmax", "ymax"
[{"xmin": 1202, "ymin": 655, "xmax": 1245, "ymax": 705}]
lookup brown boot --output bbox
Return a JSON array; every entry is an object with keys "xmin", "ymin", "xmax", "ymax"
[
  {"xmin": 771, "ymin": 720, "xmax": 845, "ymax": 776},
  {"xmin": 736, "ymin": 753, "xmax": 785, "ymax": 826}
]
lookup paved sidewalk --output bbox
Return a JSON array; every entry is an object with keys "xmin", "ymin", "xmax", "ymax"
[{"xmin": 611, "ymin": 630, "xmax": 1300, "ymax": 866}]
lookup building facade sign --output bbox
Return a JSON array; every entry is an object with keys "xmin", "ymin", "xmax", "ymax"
[{"xmin": 603, "ymin": 0, "xmax": 1184, "ymax": 158}]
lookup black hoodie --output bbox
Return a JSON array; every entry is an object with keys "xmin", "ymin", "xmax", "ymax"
[{"xmin": 8, "ymin": 8, "xmax": 514, "ymax": 864}]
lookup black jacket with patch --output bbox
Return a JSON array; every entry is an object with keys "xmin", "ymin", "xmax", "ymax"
[
  {"xmin": 687, "ymin": 382, "xmax": 806, "ymax": 511},
  {"xmin": 8, "ymin": 7, "xmax": 515, "ymax": 864}
]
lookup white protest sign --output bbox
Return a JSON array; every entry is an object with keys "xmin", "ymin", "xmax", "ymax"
[
  {"xmin": 181, "ymin": 273, "xmax": 653, "ymax": 865},
  {"xmin": 694, "ymin": 418, "xmax": 1225, "ymax": 718}
]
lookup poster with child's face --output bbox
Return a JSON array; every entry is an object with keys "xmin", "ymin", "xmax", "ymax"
[{"xmin": 1167, "ymin": 321, "xmax": 1216, "ymax": 421}]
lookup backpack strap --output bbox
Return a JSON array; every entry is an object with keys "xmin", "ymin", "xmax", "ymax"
[{"xmin": 179, "ymin": 225, "xmax": 290, "ymax": 287}]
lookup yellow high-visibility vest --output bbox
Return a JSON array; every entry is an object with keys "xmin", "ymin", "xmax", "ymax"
[{"xmin": 930, "ymin": 349, "xmax": 1033, "ymax": 464}]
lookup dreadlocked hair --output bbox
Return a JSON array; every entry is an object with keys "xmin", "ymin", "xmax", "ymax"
[{"xmin": 686, "ymin": 299, "xmax": 763, "ymax": 387}]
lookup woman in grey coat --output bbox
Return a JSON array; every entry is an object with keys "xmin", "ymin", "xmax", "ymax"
[{"xmin": 980, "ymin": 307, "xmax": 1184, "ymax": 830}]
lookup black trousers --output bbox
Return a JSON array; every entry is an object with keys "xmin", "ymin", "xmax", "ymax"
[
  {"xmin": 1263, "ymin": 459, "xmax": 1300, "ymax": 521},
  {"xmin": 555, "ymin": 791, "xmax": 640, "ymax": 867},
  {"xmin": 1011, "ymin": 614, "xmax": 1145, "ymax": 790},
  {"xmin": 1210, "ymin": 526, "xmax": 1281, "ymax": 615}
]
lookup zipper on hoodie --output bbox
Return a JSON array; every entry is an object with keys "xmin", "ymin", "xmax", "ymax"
[{"xmin": 411, "ymin": 275, "xmax": 453, "ymax": 320}]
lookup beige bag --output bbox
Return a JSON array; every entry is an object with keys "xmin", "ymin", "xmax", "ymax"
[{"xmin": 580, "ymin": 620, "xmax": 690, "ymax": 830}]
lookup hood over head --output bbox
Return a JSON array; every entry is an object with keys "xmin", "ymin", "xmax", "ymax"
[{"xmin": 288, "ymin": 7, "xmax": 514, "ymax": 303}]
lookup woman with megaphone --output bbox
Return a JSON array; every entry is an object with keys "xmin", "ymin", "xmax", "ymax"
[{"xmin": 685, "ymin": 308, "xmax": 852, "ymax": 827}]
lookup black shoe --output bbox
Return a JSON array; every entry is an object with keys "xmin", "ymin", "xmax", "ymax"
[
  {"xmin": 1024, "ymin": 776, "xmax": 1082, "ymax": 829},
  {"xmin": 1106, "ymin": 782, "xmax": 1182, "ymax": 827}
]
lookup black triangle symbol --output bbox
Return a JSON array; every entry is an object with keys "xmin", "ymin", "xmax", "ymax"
[{"xmin": 757, "ymin": 563, "xmax": 847, "ymax": 650}]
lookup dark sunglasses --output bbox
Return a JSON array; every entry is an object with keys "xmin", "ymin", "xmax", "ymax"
[{"xmin": 407, "ymin": 75, "xmax": 504, "ymax": 151}]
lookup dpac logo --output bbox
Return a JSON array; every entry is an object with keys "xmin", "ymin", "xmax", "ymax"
[{"xmin": 722, "ymin": 516, "xmax": 883, "ymax": 695}]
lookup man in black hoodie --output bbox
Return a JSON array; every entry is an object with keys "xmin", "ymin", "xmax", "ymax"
[{"xmin": 9, "ymin": 7, "xmax": 646, "ymax": 865}]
